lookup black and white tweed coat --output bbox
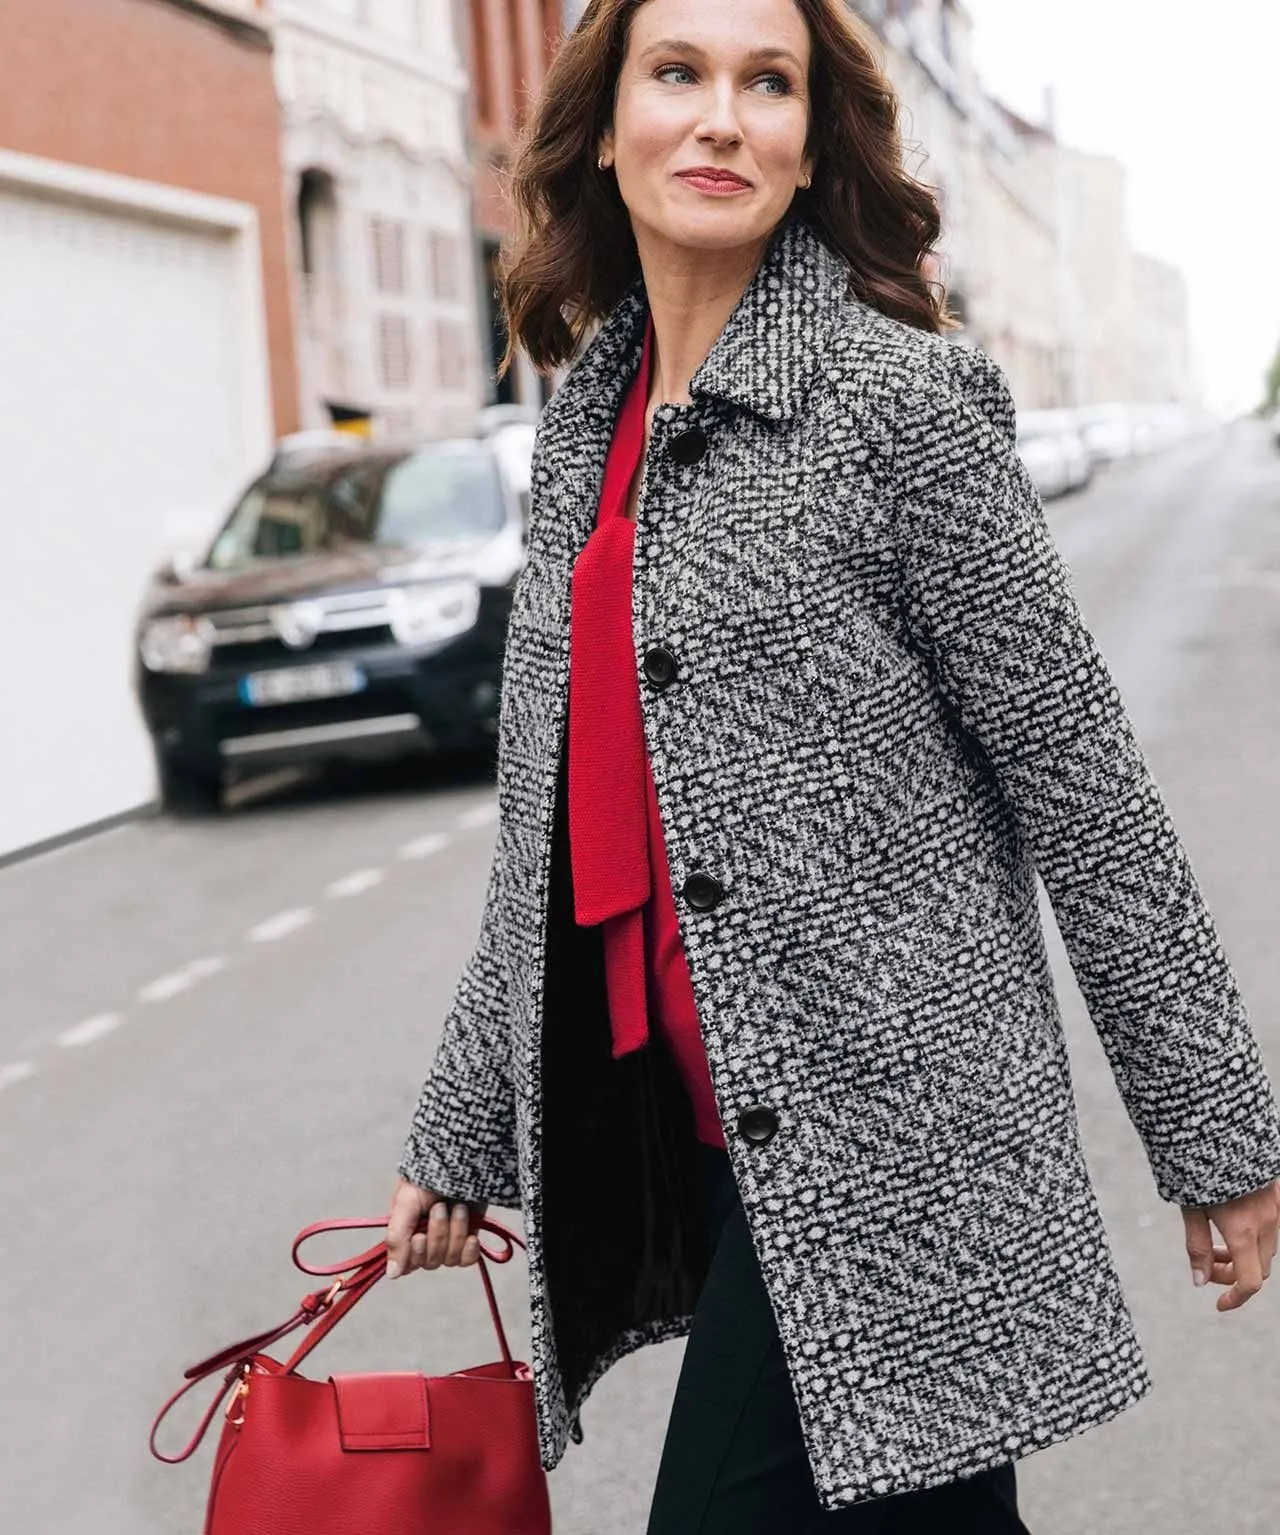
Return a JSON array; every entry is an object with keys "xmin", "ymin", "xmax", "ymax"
[{"xmin": 400, "ymin": 216, "xmax": 1280, "ymax": 1510}]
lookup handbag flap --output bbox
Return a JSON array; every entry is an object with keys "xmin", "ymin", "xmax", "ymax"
[{"xmin": 331, "ymin": 1373, "xmax": 431, "ymax": 1452}]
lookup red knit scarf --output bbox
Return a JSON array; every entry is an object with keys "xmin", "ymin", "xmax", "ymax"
[{"xmin": 566, "ymin": 320, "xmax": 655, "ymax": 1058}]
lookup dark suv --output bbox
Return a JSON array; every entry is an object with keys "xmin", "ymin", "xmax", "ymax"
[{"xmin": 134, "ymin": 438, "xmax": 526, "ymax": 812}]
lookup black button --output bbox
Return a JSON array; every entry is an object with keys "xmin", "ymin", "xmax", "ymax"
[
  {"xmin": 642, "ymin": 645, "xmax": 677, "ymax": 689},
  {"xmin": 737, "ymin": 1105, "xmax": 779, "ymax": 1145},
  {"xmin": 680, "ymin": 871, "xmax": 724, "ymax": 911},
  {"xmin": 669, "ymin": 427, "xmax": 708, "ymax": 466}
]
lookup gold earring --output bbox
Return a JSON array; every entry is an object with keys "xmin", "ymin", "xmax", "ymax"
[
  {"xmin": 800, "ymin": 172, "xmax": 812, "ymax": 190},
  {"xmin": 598, "ymin": 153, "xmax": 609, "ymax": 171}
]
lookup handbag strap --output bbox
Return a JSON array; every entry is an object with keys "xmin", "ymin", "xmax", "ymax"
[{"xmin": 150, "ymin": 1214, "xmax": 526, "ymax": 1465}]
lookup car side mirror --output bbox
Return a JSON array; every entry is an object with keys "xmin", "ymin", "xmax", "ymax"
[{"xmin": 158, "ymin": 548, "xmax": 199, "ymax": 585}]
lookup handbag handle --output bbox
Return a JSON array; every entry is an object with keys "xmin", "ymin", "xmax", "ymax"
[{"xmin": 150, "ymin": 1214, "xmax": 526, "ymax": 1465}]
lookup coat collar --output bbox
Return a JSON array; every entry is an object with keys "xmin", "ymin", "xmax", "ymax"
[
  {"xmin": 687, "ymin": 216, "xmax": 854, "ymax": 424},
  {"xmin": 535, "ymin": 219, "xmax": 855, "ymax": 532},
  {"xmin": 534, "ymin": 216, "xmax": 853, "ymax": 552}
]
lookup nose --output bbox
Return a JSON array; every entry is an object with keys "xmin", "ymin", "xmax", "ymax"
[{"xmin": 694, "ymin": 77, "xmax": 744, "ymax": 149}]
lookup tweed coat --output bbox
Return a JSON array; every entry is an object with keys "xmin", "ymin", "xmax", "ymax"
[{"xmin": 400, "ymin": 216, "xmax": 1280, "ymax": 1511}]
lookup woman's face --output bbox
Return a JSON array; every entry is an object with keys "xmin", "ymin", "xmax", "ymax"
[{"xmin": 600, "ymin": 0, "xmax": 814, "ymax": 260}]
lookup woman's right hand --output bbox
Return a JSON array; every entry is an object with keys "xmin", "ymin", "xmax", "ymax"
[{"xmin": 385, "ymin": 1178, "xmax": 488, "ymax": 1279}]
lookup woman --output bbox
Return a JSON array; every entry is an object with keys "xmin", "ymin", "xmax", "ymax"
[{"xmin": 385, "ymin": 0, "xmax": 1280, "ymax": 1529}]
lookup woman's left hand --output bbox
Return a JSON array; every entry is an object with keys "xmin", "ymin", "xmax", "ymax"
[{"xmin": 1181, "ymin": 1178, "xmax": 1280, "ymax": 1311}]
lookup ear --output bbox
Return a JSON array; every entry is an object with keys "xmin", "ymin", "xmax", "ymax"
[
  {"xmin": 598, "ymin": 125, "xmax": 616, "ymax": 168},
  {"xmin": 798, "ymin": 153, "xmax": 815, "ymax": 189}
]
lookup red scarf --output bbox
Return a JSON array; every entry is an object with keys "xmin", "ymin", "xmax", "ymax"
[{"xmin": 566, "ymin": 321, "xmax": 655, "ymax": 1058}]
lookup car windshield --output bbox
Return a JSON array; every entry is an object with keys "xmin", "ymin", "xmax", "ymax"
[{"xmin": 206, "ymin": 445, "xmax": 506, "ymax": 570}]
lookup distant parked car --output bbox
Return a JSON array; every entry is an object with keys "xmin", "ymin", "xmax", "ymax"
[
  {"xmin": 476, "ymin": 403, "xmax": 541, "ymax": 436},
  {"xmin": 1076, "ymin": 404, "xmax": 1135, "ymax": 464},
  {"xmin": 135, "ymin": 439, "xmax": 525, "ymax": 813},
  {"xmin": 1015, "ymin": 410, "xmax": 1091, "ymax": 499}
]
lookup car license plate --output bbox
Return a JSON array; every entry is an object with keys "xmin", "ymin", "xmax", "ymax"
[{"xmin": 240, "ymin": 662, "xmax": 367, "ymax": 707}]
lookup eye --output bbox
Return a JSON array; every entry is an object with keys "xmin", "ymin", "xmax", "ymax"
[
  {"xmin": 752, "ymin": 72, "xmax": 793, "ymax": 96},
  {"xmin": 654, "ymin": 63, "xmax": 697, "ymax": 86}
]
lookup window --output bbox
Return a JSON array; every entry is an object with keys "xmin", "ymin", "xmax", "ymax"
[
  {"xmin": 201, "ymin": 448, "xmax": 507, "ymax": 565},
  {"xmin": 375, "ymin": 446, "xmax": 506, "ymax": 543},
  {"xmin": 370, "ymin": 217, "xmax": 407, "ymax": 294},
  {"xmin": 428, "ymin": 229, "xmax": 467, "ymax": 302},
  {"xmin": 378, "ymin": 314, "xmax": 413, "ymax": 389},
  {"xmin": 434, "ymin": 315, "xmax": 470, "ymax": 391},
  {"xmin": 208, "ymin": 481, "xmax": 334, "ymax": 568}
]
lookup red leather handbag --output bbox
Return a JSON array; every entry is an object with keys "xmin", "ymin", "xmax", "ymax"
[{"xmin": 150, "ymin": 1215, "xmax": 551, "ymax": 1535}]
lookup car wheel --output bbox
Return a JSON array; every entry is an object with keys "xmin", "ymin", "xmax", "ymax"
[{"xmin": 156, "ymin": 751, "xmax": 222, "ymax": 817}]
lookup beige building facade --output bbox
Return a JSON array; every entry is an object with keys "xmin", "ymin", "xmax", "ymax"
[
  {"xmin": 1131, "ymin": 252, "xmax": 1195, "ymax": 406},
  {"xmin": 851, "ymin": 0, "xmax": 1195, "ymax": 412},
  {"xmin": 267, "ymin": 0, "xmax": 484, "ymax": 441},
  {"xmin": 1056, "ymin": 146, "xmax": 1137, "ymax": 407},
  {"xmin": 855, "ymin": 0, "xmax": 1068, "ymax": 406}
]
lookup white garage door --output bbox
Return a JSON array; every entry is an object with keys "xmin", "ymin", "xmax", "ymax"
[{"xmin": 0, "ymin": 167, "xmax": 272, "ymax": 858}]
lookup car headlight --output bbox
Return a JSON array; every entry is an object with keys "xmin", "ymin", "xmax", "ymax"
[
  {"xmin": 387, "ymin": 580, "xmax": 480, "ymax": 647},
  {"xmin": 140, "ymin": 614, "xmax": 214, "ymax": 674}
]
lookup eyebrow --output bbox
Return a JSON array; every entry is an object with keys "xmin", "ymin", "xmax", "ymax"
[{"xmin": 638, "ymin": 38, "xmax": 806, "ymax": 72}]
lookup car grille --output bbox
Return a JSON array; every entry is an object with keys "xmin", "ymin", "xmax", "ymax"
[
  {"xmin": 204, "ymin": 591, "xmax": 395, "ymax": 669},
  {"xmin": 210, "ymin": 627, "xmax": 391, "ymax": 669}
]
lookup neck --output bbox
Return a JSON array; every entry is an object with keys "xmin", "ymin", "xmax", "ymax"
[{"xmin": 635, "ymin": 229, "xmax": 769, "ymax": 408}]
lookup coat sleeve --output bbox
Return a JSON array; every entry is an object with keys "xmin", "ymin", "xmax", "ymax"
[
  {"xmin": 890, "ymin": 343, "xmax": 1280, "ymax": 1208},
  {"xmin": 398, "ymin": 844, "xmax": 522, "ymax": 1209}
]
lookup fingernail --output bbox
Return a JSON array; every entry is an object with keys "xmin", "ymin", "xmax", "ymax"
[
  {"xmin": 1193, "ymin": 1269, "xmax": 1207, "ymax": 1287},
  {"xmin": 386, "ymin": 1259, "xmax": 401, "ymax": 1281}
]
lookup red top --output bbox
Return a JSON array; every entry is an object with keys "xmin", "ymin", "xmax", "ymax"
[{"xmin": 566, "ymin": 321, "xmax": 726, "ymax": 1150}]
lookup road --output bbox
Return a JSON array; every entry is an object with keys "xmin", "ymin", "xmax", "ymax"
[{"xmin": 2, "ymin": 419, "xmax": 1279, "ymax": 1534}]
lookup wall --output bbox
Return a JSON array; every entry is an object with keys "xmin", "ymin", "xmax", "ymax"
[{"xmin": 0, "ymin": 0, "xmax": 298, "ymax": 435}]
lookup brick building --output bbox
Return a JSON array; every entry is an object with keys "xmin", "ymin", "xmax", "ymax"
[
  {"xmin": 464, "ymin": 0, "xmax": 563, "ymax": 406},
  {"xmin": 0, "ymin": 0, "xmax": 298, "ymax": 857}
]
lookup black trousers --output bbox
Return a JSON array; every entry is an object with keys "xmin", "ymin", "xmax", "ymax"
[{"xmin": 645, "ymin": 1146, "xmax": 1033, "ymax": 1535}]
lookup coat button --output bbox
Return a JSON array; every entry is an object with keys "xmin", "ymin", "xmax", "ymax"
[
  {"xmin": 737, "ymin": 1105, "xmax": 779, "ymax": 1145},
  {"xmin": 669, "ymin": 426, "xmax": 708, "ymax": 466},
  {"xmin": 680, "ymin": 871, "xmax": 724, "ymax": 911},
  {"xmin": 642, "ymin": 645, "xmax": 677, "ymax": 688}
]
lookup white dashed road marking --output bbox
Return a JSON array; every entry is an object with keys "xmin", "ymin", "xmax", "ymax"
[
  {"xmin": 24, "ymin": 803, "xmax": 480, "ymax": 1077},
  {"xmin": 139, "ymin": 970, "xmax": 197, "ymax": 1003},
  {"xmin": 248, "ymin": 908, "xmax": 314, "ymax": 944},
  {"xmin": 397, "ymin": 833, "xmax": 450, "ymax": 861},
  {"xmin": 57, "ymin": 1013, "xmax": 124, "ymax": 1049},
  {"xmin": 138, "ymin": 955, "xmax": 230, "ymax": 1006},
  {"xmin": 326, "ymin": 868, "xmax": 386, "ymax": 899},
  {"xmin": 186, "ymin": 956, "xmax": 229, "ymax": 982}
]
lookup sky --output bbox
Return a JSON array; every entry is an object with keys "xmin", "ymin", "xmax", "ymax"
[{"xmin": 960, "ymin": 0, "xmax": 1279, "ymax": 414}]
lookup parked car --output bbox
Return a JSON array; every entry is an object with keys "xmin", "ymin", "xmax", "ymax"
[
  {"xmin": 135, "ymin": 438, "xmax": 526, "ymax": 812},
  {"xmin": 1076, "ymin": 403, "xmax": 1135, "ymax": 464},
  {"xmin": 1015, "ymin": 410, "xmax": 1092, "ymax": 499},
  {"xmin": 488, "ymin": 422, "xmax": 536, "ymax": 526}
]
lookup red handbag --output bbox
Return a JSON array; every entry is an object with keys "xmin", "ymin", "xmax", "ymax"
[{"xmin": 150, "ymin": 1215, "xmax": 552, "ymax": 1535}]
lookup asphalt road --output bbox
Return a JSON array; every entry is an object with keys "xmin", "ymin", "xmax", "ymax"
[{"xmin": 2, "ymin": 419, "xmax": 1279, "ymax": 1534}]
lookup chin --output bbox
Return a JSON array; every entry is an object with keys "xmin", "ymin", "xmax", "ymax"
[{"xmin": 651, "ymin": 202, "xmax": 784, "ymax": 255}]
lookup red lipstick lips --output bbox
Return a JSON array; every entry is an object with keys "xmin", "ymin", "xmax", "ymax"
[{"xmin": 675, "ymin": 166, "xmax": 752, "ymax": 194}]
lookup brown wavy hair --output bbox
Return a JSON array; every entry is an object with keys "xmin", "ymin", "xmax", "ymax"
[{"xmin": 499, "ymin": 0, "xmax": 955, "ymax": 375}]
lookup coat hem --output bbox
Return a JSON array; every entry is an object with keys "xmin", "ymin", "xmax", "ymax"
[
  {"xmin": 535, "ymin": 1312, "xmax": 695, "ymax": 1472},
  {"xmin": 808, "ymin": 1361, "xmax": 1154, "ymax": 1512}
]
